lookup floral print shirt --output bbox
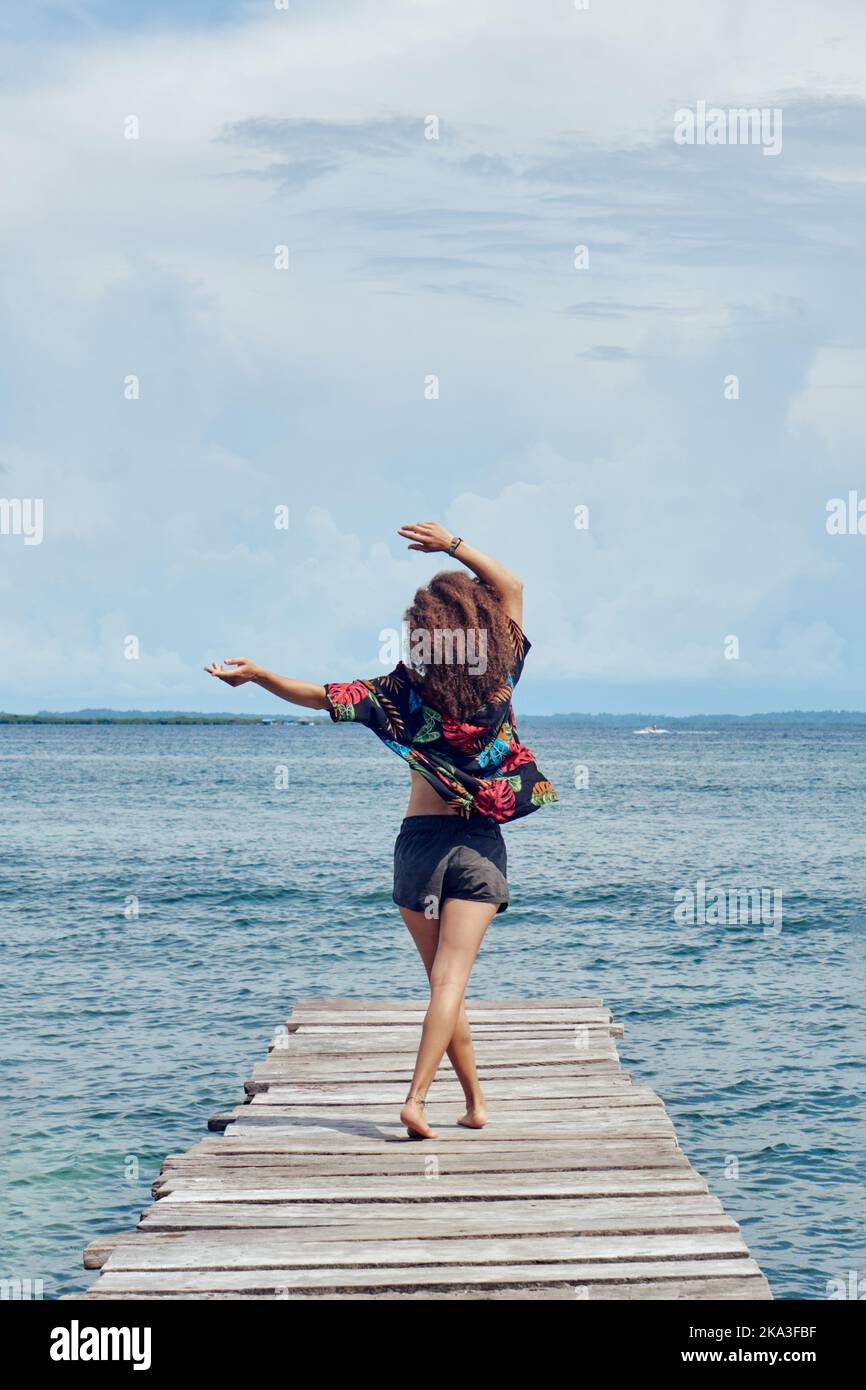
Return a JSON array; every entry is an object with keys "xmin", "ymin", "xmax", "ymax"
[{"xmin": 323, "ymin": 621, "xmax": 557, "ymax": 824}]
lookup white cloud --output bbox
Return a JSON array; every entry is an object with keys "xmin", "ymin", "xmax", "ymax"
[{"xmin": 786, "ymin": 346, "xmax": 866, "ymax": 445}]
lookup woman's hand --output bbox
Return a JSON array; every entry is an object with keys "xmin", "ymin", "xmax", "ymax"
[
  {"xmin": 398, "ymin": 521, "xmax": 454, "ymax": 553},
  {"xmin": 204, "ymin": 658, "xmax": 262, "ymax": 687}
]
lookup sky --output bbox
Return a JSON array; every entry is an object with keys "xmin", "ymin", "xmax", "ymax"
[{"xmin": 1, "ymin": 0, "xmax": 865, "ymax": 715}]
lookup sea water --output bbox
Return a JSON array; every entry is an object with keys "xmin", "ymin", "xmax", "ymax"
[{"xmin": 1, "ymin": 721, "xmax": 863, "ymax": 1299}]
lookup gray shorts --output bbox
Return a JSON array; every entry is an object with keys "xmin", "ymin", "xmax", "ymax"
[{"xmin": 393, "ymin": 815, "xmax": 509, "ymax": 917}]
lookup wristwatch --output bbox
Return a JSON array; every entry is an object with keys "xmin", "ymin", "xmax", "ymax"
[{"xmin": 447, "ymin": 535, "xmax": 463, "ymax": 557}]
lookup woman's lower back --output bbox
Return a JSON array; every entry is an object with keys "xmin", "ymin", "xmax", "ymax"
[{"xmin": 405, "ymin": 769, "xmax": 462, "ymax": 817}]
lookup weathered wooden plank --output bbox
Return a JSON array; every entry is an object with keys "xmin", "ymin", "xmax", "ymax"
[
  {"xmin": 188, "ymin": 1130, "xmax": 680, "ymax": 1151},
  {"xmin": 160, "ymin": 1144, "xmax": 689, "ymax": 1176},
  {"xmin": 290, "ymin": 998, "xmax": 605, "ymax": 1011},
  {"xmin": 244, "ymin": 1077, "xmax": 637, "ymax": 1102},
  {"xmin": 269, "ymin": 1059, "xmax": 626, "ymax": 1074},
  {"xmin": 278, "ymin": 1025, "xmax": 627, "ymax": 1041},
  {"xmin": 154, "ymin": 1167, "xmax": 706, "ymax": 1200},
  {"xmin": 156, "ymin": 1172, "xmax": 708, "ymax": 1201},
  {"xmin": 214, "ymin": 1112, "xmax": 675, "ymax": 1134},
  {"xmin": 86, "ymin": 1212, "xmax": 741, "ymax": 1268},
  {"xmin": 221, "ymin": 1112, "xmax": 675, "ymax": 1139},
  {"xmin": 154, "ymin": 1160, "xmax": 692, "ymax": 1194},
  {"xmin": 269, "ymin": 1037, "xmax": 620, "ymax": 1057},
  {"xmin": 285, "ymin": 1022, "xmax": 620, "ymax": 1034},
  {"xmin": 275, "ymin": 1028, "xmax": 619, "ymax": 1045},
  {"xmin": 76, "ymin": 1276, "xmax": 774, "ymax": 1299},
  {"xmin": 242, "ymin": 1062, "xmax": 628, "ymax": 1083},
  {"xmin": 138, "ymin": 1195, "xmax": 730, "ymax": 1233},
  {"xmin": 229, "ymin": 1113, "xmax": 674, "ymax": 1139},
  {"xmin": 195, "ymin": 1132, "xmax": 665, "ymax": 1154},
  {"xmin": 156, "ymin": 1163, "xmax": 693, "ymax": 1195},
  {"xmin": 211, "ymin": 1100, "xmax": 650, "ymax": 1134},
  {"xmin": 247, "ymin": 1092, "xmax": 660, "ymax": 1114},
  {"xmin": 285, "ymin": 1017, "xmax": 617, "ymax": 1032},
  {"xmin": 254, "ymin": 1062, "xmax": 622, "ymax": 1085},
  {"xmin": 83, "ymin": 1256, "xmax": 764, "ymax": 1295},
  {"xmin": 287, "ymin": 1012, "xmax": 614, "ymax": 1025},
  {"xmin": 76, "ymin": 1274, "xmax": 773, "ymax": 1300},
  {"xmin": 241, "ymin": 1063, "xmax": 630, "ymax": 1094},
  {"xmin": 100, "ymin": 1230, "xmax": 752, "ymax": 1272},
  {"xmin": 217, "ymin": 1124, "xmax": 677, "ymax": 1147}
]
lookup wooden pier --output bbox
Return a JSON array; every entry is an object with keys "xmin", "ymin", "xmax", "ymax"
[{"xmin": 76, "ymin": 998, "xmax": 772, "ymax": 1300}]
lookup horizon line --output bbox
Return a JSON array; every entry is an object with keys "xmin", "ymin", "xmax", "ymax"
[{"xmin": 3, "ymin": 706, "xmax": 866, "ymax": 723}]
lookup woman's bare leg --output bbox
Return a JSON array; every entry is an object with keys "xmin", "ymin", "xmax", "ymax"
[
  {"xmin": 399, "ymin": 899, "xmax": 497, "ymax": 1138},
  {"xmin": 399, "ymin": 907, "xmax": 486, "ymax": 1117}
]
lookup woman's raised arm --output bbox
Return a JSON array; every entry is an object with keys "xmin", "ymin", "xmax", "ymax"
[
  {"xmin": 205, "ymin": 660, "xmax": 329, "ymax": 710},
  {"xmin": 397, "ymin": 522, "xmax": 523, "ymax": 625}
]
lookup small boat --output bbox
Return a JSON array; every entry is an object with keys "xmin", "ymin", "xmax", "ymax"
[{"xmin": 633, "ymin": 724, "xmax": 669, "ymax": 735}]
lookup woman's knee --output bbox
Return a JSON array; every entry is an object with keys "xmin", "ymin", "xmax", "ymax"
[{"xmin": 429, "ymin": 970, "xmax": 466, "ymax": 1004}]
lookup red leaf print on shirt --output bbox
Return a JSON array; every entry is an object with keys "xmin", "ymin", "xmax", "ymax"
[
  {"xmin": 326, "ymin": 681, "xmax": 369, "ymax": 706},
  {"xmin": 501, "ymin": 744, "xmax": 535, "ymax": 773},
  {"xmin": 441, "ymin": 718, "xmax": 487, "ymax": 751},
  {"xmin": 473, "ymin": 779, "xmax": 516, "ymax": 821}
]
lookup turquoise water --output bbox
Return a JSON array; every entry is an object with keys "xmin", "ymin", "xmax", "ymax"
[{"xmin": 1, "ymin": 721, "xmax": 863, "ymax": 1299}]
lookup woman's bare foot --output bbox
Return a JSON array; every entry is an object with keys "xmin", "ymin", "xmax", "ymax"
[
  {"xmin": 400, "ymin": 1093, "xmax": 437, "ymax": 1139},
  {"xmin": 457, "ymin": 1093, "xmax": 487, "ymax": 1129}
]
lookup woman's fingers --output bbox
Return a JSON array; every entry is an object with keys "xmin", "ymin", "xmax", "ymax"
[{"xmin": 399, "ymin": 522, "xmax": 444, "ymax": 553}]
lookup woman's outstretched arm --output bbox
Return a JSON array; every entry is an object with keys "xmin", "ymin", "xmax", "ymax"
[
  {"xmin": 204, "ymin": 659, "xmax": 329, "ymax": 710},
  {"xmin": 397, "ymin": 522, "xmax": 524, "ymax": 625}
]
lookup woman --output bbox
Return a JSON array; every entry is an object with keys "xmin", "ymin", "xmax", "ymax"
[{"xmin": 205, "ymin": 521, "xmax": 557, "ymax": 1139}]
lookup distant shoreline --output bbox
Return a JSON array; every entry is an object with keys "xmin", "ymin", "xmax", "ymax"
[
  {"xmin": 0, "ymin": 714, "xmax": 324, "ymax": 726},
  {"xmin": 3, "ymin": 710, "xmax": 866, "ymax": 727}
]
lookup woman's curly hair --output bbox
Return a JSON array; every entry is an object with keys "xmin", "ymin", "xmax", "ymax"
[{"xmin": 403, "ymin": 570, "xmax": 517, "ymax": 721}]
